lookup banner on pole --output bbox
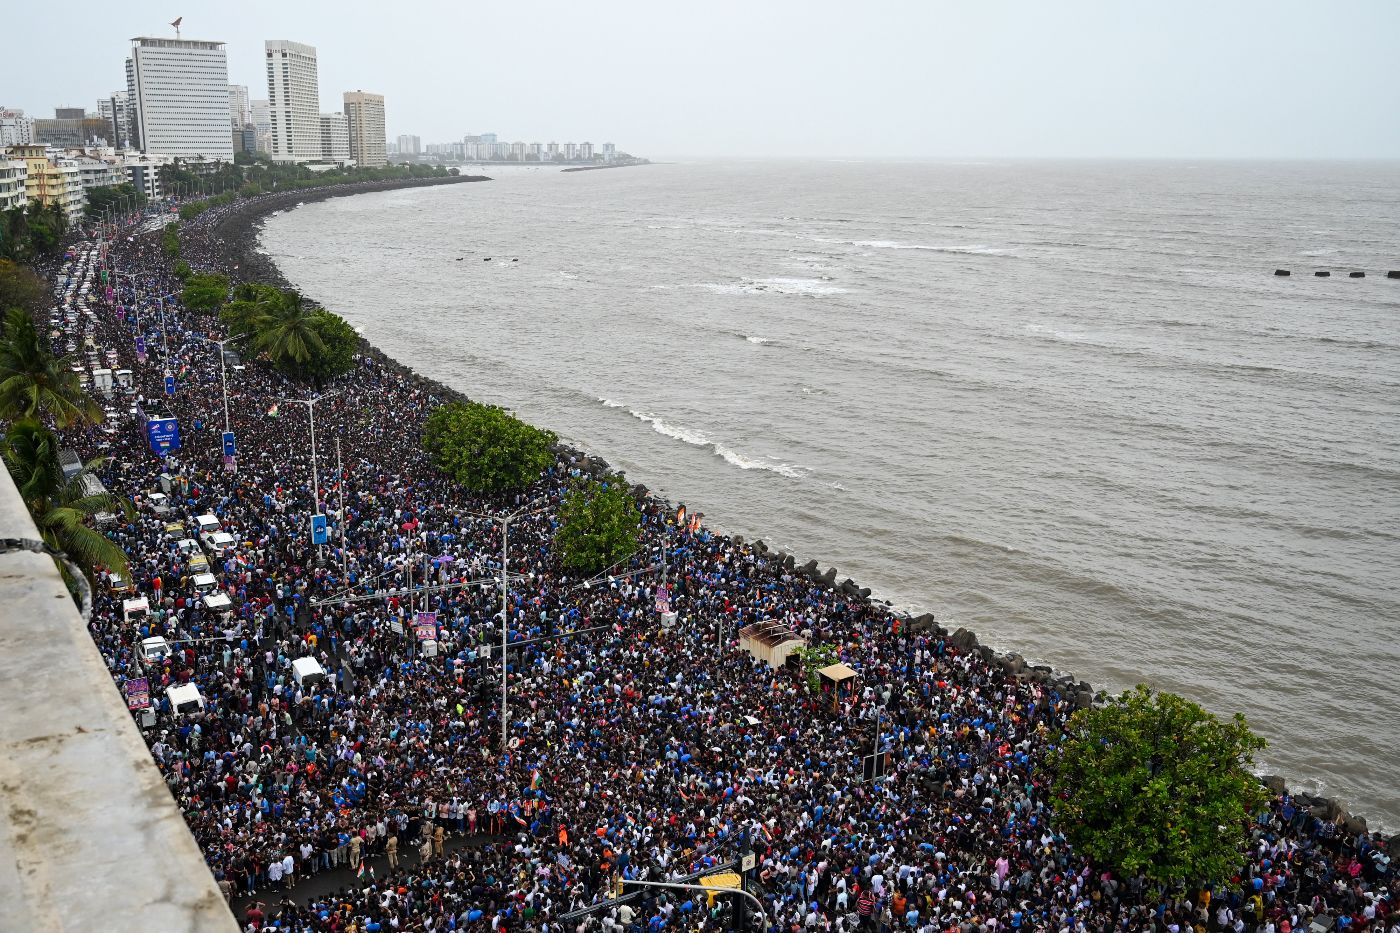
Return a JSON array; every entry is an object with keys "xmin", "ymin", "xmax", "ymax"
[
  {"xmin": 222, "ymin": 431, "xmax": 236, "ymax": 457},
  {"xmin": 145, "ymin": 418, "xmax": 180, "ymax": 456},
  {"xmin": 414, "ymin": 611, "xmax": 438, "ymax": 640},
  {"xmin": 310, "ymin": 513, "xmax": 328, "ymax": 545},
  {"xmin": 126, "ymin": 677, "xmax": 150, "ymax": 710},
  {"xmin": 655, "ymin": 584, "xmax": 671, "ymax": 614}
]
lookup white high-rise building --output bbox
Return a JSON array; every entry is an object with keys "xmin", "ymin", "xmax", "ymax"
[
  {"xmin": 396, "ymin": 134, "xmax": 420, "ymax": 156},
  {"xmin": 319, "ymin": 112, "xmax": 350, "ymax": 163},
  {"xmin": 98, "ymin": 93, "xmax": 131, "ymax": 148},
  {"xmin": 265, "ymin": 40, "xmax": 321, "ymax": 162},
  {"xmin": 229, "ymin": 84, "xmax": 251, "ymax": 128},
  {"xmin": 342, "ymin": 91, "xmax": 386, "ymax": 167},
  {"xmin": 602, "ymin": 142, "xmax": 616, "ymax": 162},
  {"xmin": 125, "ymin": 37, "xmax": 234, "ymax": 161},
  {"xmin": 1, "ymin": 107, "xmax": 36, "ymax": 147}
]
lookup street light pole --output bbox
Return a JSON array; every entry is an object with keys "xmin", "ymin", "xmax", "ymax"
[
  {"xmin": 192, "ymin": 335, "xmax": 232, "ymax": 435},
  {"xmin": 464, "ymin": 496, "xmax": 549, "ymax": 754},
  {"xmin": 277, "ymin": 390, "xmax": 340, "ymax": 563}
]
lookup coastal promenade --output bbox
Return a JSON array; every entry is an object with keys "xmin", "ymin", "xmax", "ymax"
[{"xmin": 18, "ymin": 180, "xmax": 1398, "ymax": 932}]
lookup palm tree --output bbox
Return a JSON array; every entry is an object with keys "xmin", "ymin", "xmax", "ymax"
[
  {"xmin": 253, "ymin": 289, "xmax": 324, "ymax": 375},
  {"xmin": 0, "ymin": 307, "xmax": 103, "ymax": 427},
  {"xmin": 2, "ymin": 420, "xmax": 129, "ymax": 579},
  {"xmin": 221, "ymin": 285, "xmax": 324, "ymax": 379}
]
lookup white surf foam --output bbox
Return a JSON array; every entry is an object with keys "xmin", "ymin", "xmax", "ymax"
[
  {"xmin": 802, "ymin": 235, "xmax": 1012, "ymax": 256},
  {"xmin": 616, "ymin": 406, "xmax": 811, "ymax": 479},
  {"xmin": 745, "ymin": 335, "xmax": 773, "ymax": 345},
  {"xmin": 689, "ymin": 277, "xmax": 847, "ymax": 296}
]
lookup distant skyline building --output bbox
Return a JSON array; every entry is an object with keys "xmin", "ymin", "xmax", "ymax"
[
  {"xmin": 98, "ymin": 93, "xmax": 130, "ymax": 148},
  {"xmin": 579, "ymin": 141, "xmax": 594, "ymax": 161},
  {"xmin": 396, "ymin": 134, "xmax": 420, "ymax": 156},
  {"xmin": 250, "ymin": 99, "xmax": 271, "ymax": 153},
  {"xmin": 319, "ymin": 112, "xmax": 350, "ymax": 163},
  {"xmin": 125, "ymin": 36, "xmax": 234, "ymax": 161},
  {"xmin": 602, "ymin": 142, "xmax": 616, "ymax": 162},
  {"xmin": 342, "ymin": 90, "xmax": 386, "ymax": 167},
  {"xmin": 265, "ymin": 39, "xmax": 321, "ymax": 162},
  {"xmin": 1, "ymin": 108, "xmax": 36, "ymax": 147},
  {"xmin": 228, "ymin": 84, "xmax": 251, "ymax": 128}
]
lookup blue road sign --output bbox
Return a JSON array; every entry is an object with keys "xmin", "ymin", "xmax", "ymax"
[
  {"xmin": 164, "ymin": 374, "xmax": 175, "ymax": 396},
  {"xmin": 222, "ymin": 431, "xmax": 236, "ymax": 457},
  {"xmin": 145, "ymin": 418, "xmax": 180, "ymax": 456},
  {"xmin": 310, "ymin": 513, "xmax": 328, "ymax": 545}
]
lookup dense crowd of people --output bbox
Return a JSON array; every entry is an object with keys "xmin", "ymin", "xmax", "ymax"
[{"xmin": 43, "ymin": 198, "xmax": 1397, "ymax": 933}]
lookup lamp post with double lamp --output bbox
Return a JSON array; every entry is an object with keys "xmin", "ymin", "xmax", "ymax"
[
  {"xmin": 463, "ymin": 495, "xmax": 551, "ymax": 754},
  {"xmin": 276, "ymin": 390, "xmax": 341, "ymax": 564},
  {"xmin": 192, "ymin": 335, "xmax": 236, "ymax": 467},
  {"xmin": 107, "ymin": 270, "xmax": 154, "ymax": 363}
]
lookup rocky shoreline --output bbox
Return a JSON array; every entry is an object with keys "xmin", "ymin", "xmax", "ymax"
[{"xmin": 186, "ymin": 181, "xmax": 1397, "ymax": 848}]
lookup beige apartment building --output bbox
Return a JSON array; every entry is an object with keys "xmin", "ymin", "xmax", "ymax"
[{"xmin": 343, "ymin": 91, "xmax": 386, "ymax": 167}]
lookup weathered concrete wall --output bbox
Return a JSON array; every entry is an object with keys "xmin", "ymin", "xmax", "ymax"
[{"xmin": 0, "ymin": 470, "xmax": 237, "ymax": 932}]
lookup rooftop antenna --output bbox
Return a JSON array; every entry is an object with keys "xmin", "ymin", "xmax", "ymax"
[{"xmin": 170, "ymin": 16, "xmax": 183, "ymax": 39}]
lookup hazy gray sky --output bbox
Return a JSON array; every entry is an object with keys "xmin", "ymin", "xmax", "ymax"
[{"xmin": 5, "ymin": 0, "xmax": 1398, "ymax": 158}]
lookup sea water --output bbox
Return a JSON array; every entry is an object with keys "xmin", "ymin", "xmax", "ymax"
[{"xmin": 263, "ymin": 159, "xmax": 1400, "ymax": 827}]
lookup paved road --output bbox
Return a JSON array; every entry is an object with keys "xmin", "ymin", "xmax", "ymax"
[{"xmin": 229, "ymin": 831, "xmax": 495, "ymax": 922}]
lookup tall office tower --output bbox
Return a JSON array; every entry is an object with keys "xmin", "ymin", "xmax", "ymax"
[
  {"xmin": 125, "ymin": 36, "xmax": 234, "ymax": 160},
  {"xmin": 342, "ymin": 90, "xmax": 386, "ymax": 167},
  {"xmin": 265, "ymin": 40, "xmax": 321, "ymax": 162},
  {"xmin": 229, "ymin": 84, "xmax": 251, "ymax": 128},
  {"xmin": 396, "ymin": 134, "xmax": 421, "ymax": 156}
]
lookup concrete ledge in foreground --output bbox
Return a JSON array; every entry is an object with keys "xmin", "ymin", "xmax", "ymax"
[{"xmin": 0, "ymin": 471, "xmax": 237, "ymax": 933}]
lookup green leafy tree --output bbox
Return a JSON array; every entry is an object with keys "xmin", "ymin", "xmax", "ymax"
[
  {"xmin": 220, "ymin": 285, "xmax": 327, "ymax": 380},
  {"xmin": 0, "ymin": 307, "xmax": 103, "ymax": 427},
  {"xmin": 1051, "ymin": 685, "xmax": 1267, "ymax": 886},
  {"xmin": 0, "ymin": 259, "xmax": 47, "ymax": 313},
  {"xmin": 301, "ymin": 309, "xmax": 359, "ymax": 385},
  {"xmin": 553, "ymin": 476, "xmax": 641, "ymax": 574},
  {"xmin": 162, "ymin": 222, "xmax": 181, "ymax": 258},
  {"xmin": 422, "ymin": 401, "xmax": 556, "ymax": 493},
  {"xmin": 180, "ymin": 273, "xmax": 229, "ymax": 313},
  {"xmin": 2, "ymin": 420, "xmax": 129, "ymax": 580},
  {"xmin": 83, "ymin": 183, "xmax": 145, "ymax": 220},
  {"xmin": 791, "ymin": 643, "xmax": 841, "ymax": 690}
]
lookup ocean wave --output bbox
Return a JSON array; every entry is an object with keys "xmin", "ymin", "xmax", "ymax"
[
  {"xmin": 558, "ymin": 271, "xmax": 580, "ymax": 279},
  {"xmin": 690, "ymin": 277, "xmax": 847, "ymax": 296},
  {"xmin": 611, "ymin": 404, "xmax": 811, "ymax": 479},
  {"xmin": 802, "ymin": 235, "xmax": 1013, "ymax": 256},
  {"xmin": 745, "ymin": 335, "xmax": 773, "ymax": 345}
]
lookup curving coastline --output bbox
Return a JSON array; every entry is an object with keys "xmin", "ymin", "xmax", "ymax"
[{"xmin": 158, "ymin": 185, "xmax": 1399, "ymax": 889}]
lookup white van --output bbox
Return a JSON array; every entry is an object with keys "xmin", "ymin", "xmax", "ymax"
[
  {"xmin": 121, "ymin": 596, "xmax": 149, "ymax": 625},
  {"xmin": 175, "ymin": 538, "xmax": 201, "ymax": 557},
  {"xmin": 195, "ymin": 514, "xmax": 221, "ymax": 542},
  {"xmin": 141, "ymin": 636, "xmax": 171, "ymax": 663},
  {"xmin": 202, "ymin": 592, "xmax": 232, "ymax": 613},
  {"xmin": 146, "ymin": 492, "xmax": 170, "ymax": 515},
  {"xmin": 192, "ymin": 573, "xmax": 218, "ymax": 595},
  {"xmin": 166, "ymin": 683, "xmax": 205, "ymax": 715},
  {"xmin": 291, "ymin": 656, "xmax": 326, "ymax": 687}
]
